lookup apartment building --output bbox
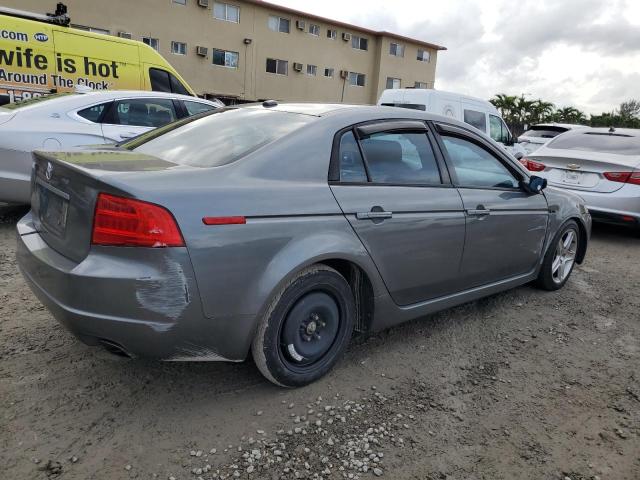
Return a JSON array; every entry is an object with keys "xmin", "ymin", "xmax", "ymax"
[{"xmin": 8, "ymin": 0, "xmax": 446, "ymax": 104}]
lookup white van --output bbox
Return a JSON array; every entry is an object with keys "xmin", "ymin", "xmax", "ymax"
[{"xmin": 378, "ymin": 89, "xmax": 526, "ymax": 158}]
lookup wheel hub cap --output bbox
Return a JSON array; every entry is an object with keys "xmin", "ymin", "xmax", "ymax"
[{"xmin": 552, "ymin": 229, "xmax": 577, "ymax": 283}]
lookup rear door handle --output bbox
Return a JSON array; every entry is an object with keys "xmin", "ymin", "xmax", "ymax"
[{"xmin": 356, "ymin": 211, "xmax": 393, "ymax": 220}]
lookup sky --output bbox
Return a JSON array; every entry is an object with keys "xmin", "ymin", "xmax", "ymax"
[{"xmin": 269, "ymin": 0, "xmax": 640, "ymax": 114}]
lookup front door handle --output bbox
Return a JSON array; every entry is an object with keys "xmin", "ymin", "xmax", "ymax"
[
  {"xmin": 466, "ymin": 206, "xmax": 491, "ymax": 216},
  {"xmin": 356, "ymin": 211, "xmax": 393, "ymax": 220}
]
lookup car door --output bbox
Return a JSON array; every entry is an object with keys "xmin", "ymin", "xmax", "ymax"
[
  {"xmin": 100, "ymin": 97, "xmax": 179, "ymax": 142},
  {"xmin": 434, "ymin": 123, "xmax": 549, "ymax": 289},
  {"xmin": 329, "ymin": 120, "xmax": 466, "ymax": 306}
]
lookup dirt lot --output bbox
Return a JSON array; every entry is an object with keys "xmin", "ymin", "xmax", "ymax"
[{"xmin": 1, "ymin": 205, "xmax": 638, "ymax": 480}]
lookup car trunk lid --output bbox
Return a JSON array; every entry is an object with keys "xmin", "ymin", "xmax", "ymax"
[
  {"xmin": 31, "ymin": 148, "xmax": 178, "ymax": 262},
  {"xmin": 528, "ymin": 151, "xmax": 640, "ymax": 193}
]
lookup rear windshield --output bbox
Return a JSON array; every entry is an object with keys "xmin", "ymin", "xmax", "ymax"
[
  {"xmin": 521, "ymin": 127, "xmax": 568, "ymax": 139},
  {"xmin": 0, "ymin": 92, "xmax": 74, "ymax": 110},
  {"xmin": 547, "ymin": 132, "xmax": 640, "ymax": 156},
  {"xmin": 125, "ymin": 108, "xmax": 316, "ymax": 167}
]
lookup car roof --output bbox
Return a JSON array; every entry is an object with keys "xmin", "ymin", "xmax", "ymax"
[
  {"xmin": 529, "ymin": 123, "xmax": 588, "ymax": 129},
  {"xmin": 556, "ymin": 127, "xmax": 640, "ymax": 138}
]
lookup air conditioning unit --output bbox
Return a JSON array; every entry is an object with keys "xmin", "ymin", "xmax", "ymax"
[
  {"xmin": 342, "ymin": 32, "xmax": 351, "ymax": 41},
  {"xmin": 117, "ymin": 32, "xmax": 132, "ymax": 39},
  {"xmin": 339, "ymin": 70, "xmax": 349, "ymax": 79},
  {"xmin": 198, "ymin": 0, "xmax": 209, "ymax": 7},
  {"xmin": 293, "ymin": 62, "xmax": 303, "ymax": 72},
  {"xmin": 296, "ymin": 20, "xmax": 305, "ymax": 30},
  {"xmin": 196, "ymin": 46, "xmax": 208, "ymax": 56}
]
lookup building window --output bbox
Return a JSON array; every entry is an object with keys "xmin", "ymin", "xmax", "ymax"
[
  {"xmin": 268, "ymin": 15, "xmax": 290, "ymax": 33},
  {"xmin": 213, "ymin": 2, "xmax": 240, "ymax": 23},
  {"xmin": 266, "ymin": 58, "xmax": 288, "ymax": 75},
  {"xmin": 348, "ymin": 72, "xmax": 365, "ymax": 87},
  {"xmin": 213, "ymin": 49, "xmax": 239, "ymax": 68},
  {"xmin": 327, "ymin": 29, "xmax": 337, "ymax": 39},
  {"xmin": 171, "ymin": 41, "xmax": 187, "ymax": 55},
  {"xmin": 142, "ymin": 37, "xmax": 159, "ymax": 51},
  {"xmin": 386, "ymin": 77, "xmax": 401, "ymax": 89},
  {"xmin": 389, "ymin": 42, "xmax": 404, "ymax": 57},
  {"xmin": 172, "ymin": 0, "xmax": 186, "ymax": 4},
  {"xmin": 306, "ymin": 64, "xmax": 317, "ymax": 76},
  {"xmin": 417, "ymin": 49, "xmax": 431, "ymax": 62},
  {"xmin": 72, "ymin": 24, "xmax": 110, "ymax": 35},
  {"xmin": 351, "ymin": 35, "xmax": 368, "ymax": 51},
  {"xmin": 308, "ymin": 24, "xmax": 320, "ymax": 36},
  {"xmin": 414, "ymin": 81, "xmax": 428, "ymax": 89},
  {"xmin": 324, "ymin": 68, "xmax": 334, "ymax": 78}
]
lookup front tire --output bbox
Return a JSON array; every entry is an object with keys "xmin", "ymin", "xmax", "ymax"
[
  {"xmin": 535, "ymin": 220, "xmax": 580, "ymax": 291},
  {"xmin": 251, "ymin": 265, "xmax": 355, "ymax": 387}
]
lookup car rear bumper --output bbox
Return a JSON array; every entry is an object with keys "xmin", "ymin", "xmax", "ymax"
[
  {"xmin": 16, "ymin": 212, "xmax": 254, "ymax": 361},
  {"xmin": 553, "ymin": 183, "xmax": 640, "ymax": 225}
]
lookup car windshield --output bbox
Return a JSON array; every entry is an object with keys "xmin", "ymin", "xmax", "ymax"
[
  {"xmin": 547, "ymin": 132, "xmax": 640, "ymax": 156},
  {"xmin": 0, "ymin": 92, "xmax": 74, "ymax": 111},
  {"xmin": 124, "ymin": 107, "xmax": 316, "ymax": 167},
  {"xmin": 521, "ymin": 127, "xmax": 568, "ymax": 139}
]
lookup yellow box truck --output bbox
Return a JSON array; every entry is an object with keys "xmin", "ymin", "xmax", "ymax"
[{"xmin": 0, "ymin": 3, "xmax": 195, "ymax": 104}]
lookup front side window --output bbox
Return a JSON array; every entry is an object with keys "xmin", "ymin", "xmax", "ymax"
[
  {"xmin": 171, "ymin": 41, "xmax": 186, "ymax": 55},
  {"xmin": 348, "ymin": 72, "xmax": 365, "ymax": 87},
  {"xmin": 463, "ymin": 109, "xmax": 487, "ymax": 133},
  {"xmin": 351, "ymin": 35, "xmax": 368, "ymax": 51},
  {"xmin": 127, "ymin": 109, "xmax": 316, "ymax": 168},
  {"xmin": 442, "ymin": 136, "xmax": 519, "ymax": 189},
  {"xmin": 309, "ymin": 24, "xmax": 320, "ymax": 36},
  {"xmin": 77, "ymin": 102, "xmax": 110, "ymax": 122},
  {"xmin": 213, "ymin": 49, "xmax": 239, "ymax": 68},
  {"xmin": 306, "ymin": 64, "xmax": 317, "ymax": 76},
  {"xmin": 417, "ymin": 49, "xmax": 431, "ymax": 62},
  {"xmin": 327, "ymin": 29, "xmax": 337, "ymax": 39},
  {"xmin": 142, "ymin": 37, "xmax": 159, "ymax": 51},
  {"xmin": 338, "ymin": 131, "xmax": 368, "ymax": 182},
  {"xmin": 112, "ymin": 99, "xmax": 177, "ymax": 128},
  {"xmin": 489, "ymin": 114, "xmax": 510, "ymax": 144},
  {"xmin": 184, "ymin": 101, "xmax": 217, "ymax": 116},
  {"xmin": 389, "ymin": 43, "xmax": 404, "ymax": 57},
  {"xmin": 268, "ymin": 15, "xmax": 290, "ymax": 33},
  {"xmin": 324, "ymin": 68, "xmax": 334, "ymax": 78},
  {"xmin": 360, "ymin": 131, "xmax": 441, "ymax": 185},
  {"xmin": 149, "ymin": 68, "xmax": 191, "ymax": 95},
  {"xmin": 386, "ymin": 77, "xmax": 401, "ymax": 89},
  {"xmin": 266, "ymin": 58, "xmax": 288, "ymax": 75},
  {"xmin": 213, "ymin": 2, "xmax": 240, "ymax": 22}
]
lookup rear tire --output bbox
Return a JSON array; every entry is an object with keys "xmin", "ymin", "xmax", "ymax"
[
  {"xmin": 252, "ymin": 265, "xmax": 355, "ymax": 387},
  {"xmin": 535, "ymin": 220, "xmax": 580, "ymax": 291}
]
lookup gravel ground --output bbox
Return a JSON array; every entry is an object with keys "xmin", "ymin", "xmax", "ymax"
[{"xmin": 1, "ymin": 205, "xmax": 639, "ymax": 480}]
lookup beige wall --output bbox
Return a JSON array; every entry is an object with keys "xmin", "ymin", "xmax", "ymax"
[{"xmin": 7, "ymin": 0, "xmax": 441, "ymax": 104}]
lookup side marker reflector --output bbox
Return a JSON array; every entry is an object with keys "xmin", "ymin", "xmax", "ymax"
[{"xmin": 202, "ymin": 216, "xmax": 246, "ymax": 225}]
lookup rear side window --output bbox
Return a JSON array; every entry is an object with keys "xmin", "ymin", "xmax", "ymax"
[
  {"xmin": 442, "ymin": 136, "xmax": 518, "ymax": 189},
  {"xmin": 112, "ymin": 99, "xmax": 177, "ymax": 127},
  {"xmin": 463, "ymin": 109, "xmax": 486, "ymax": 133},
  {"xmin": 127, "ymin": 108, "xmax": 315, "ymax": 167},
  {"xmin": 360, "ymin": 131, "xmax": 441, "ymax": 185},
  {"xmin": 77, "ymin": 102, "xmax": 110, "ymax": 122},
  {"xmin": 184, "ymin": 100, "xmax": 217, "ymax": 116},
  {"xmin": 149, "ymin": 68, "xmax": 191, "ymax": 96},
  {"xmin": 548, "ymin": 132, "xmax": 640, "ymax": 156},
  {"xmin": 338, "ymin": 131, "xmax": 367, "ymax": 182}
]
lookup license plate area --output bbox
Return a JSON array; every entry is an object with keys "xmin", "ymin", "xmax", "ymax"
[
  {"xmin": 562, "ymin": 170, "xmax": 583, "ymax": 185},
  {"xmin": 36, "ymin": 178, "xmax": 70, "ymax": 237}
]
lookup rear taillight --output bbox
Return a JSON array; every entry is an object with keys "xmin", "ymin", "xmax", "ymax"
[
  {"xmin": 92, "ymin": 193, "xmax": 184, "ymax": 247},
  {"xmin": 518, "ymin": 157, "xmax": 546, "ymax": 172},
  {"xmin": 604, "ymin": 171, "xmax": 640, "ymax": 185}
]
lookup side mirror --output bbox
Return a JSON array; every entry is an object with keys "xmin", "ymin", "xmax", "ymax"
[
  {"xmin": 504, "ymin": 135, "xmax": 515, "ymax": 147},
  {"xmin": 521, "ymin": 175, "xmax": 547, "ymax": 194}
]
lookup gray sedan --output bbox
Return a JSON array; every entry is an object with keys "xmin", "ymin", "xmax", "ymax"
[{"xmin": 16, "ymin": 103, "xmax": 591, "ymax": 387}]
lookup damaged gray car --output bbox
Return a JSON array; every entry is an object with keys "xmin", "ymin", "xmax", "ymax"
[{"xmin": 16, "ymin": 103, "xmax": 591, "ymax": 387}]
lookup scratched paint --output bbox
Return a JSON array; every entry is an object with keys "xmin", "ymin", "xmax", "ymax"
[{"xmin": 135, "ymin": 257, "xmax": 189, "ymax": 321}]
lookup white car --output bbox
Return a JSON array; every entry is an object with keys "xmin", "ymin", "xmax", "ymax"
[
  {"xmin": 518, "ymin": 123, "xmax": 588, "ymax": 155},
  {"xmin": 378, "ymin": 88, "xmax": 527, "ymax": 159},
  {"xmin": 0, "ymin": 90, "xmax": 223, "ymax": 204}
]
